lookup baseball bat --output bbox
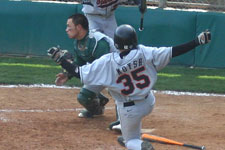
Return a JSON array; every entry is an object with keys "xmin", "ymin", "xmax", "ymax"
[
  {"xmin": 139, "ymin": 13, "xmax": 144, "ymax": 31},
  {"xmin": 139, "ymin": 0, "xmax": 146, "ymax": 31},
  {"xmin": 142, "ymin": 134, "xmax": 205, "ymax": 150}
]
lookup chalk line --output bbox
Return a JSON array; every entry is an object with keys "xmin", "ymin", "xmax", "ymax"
[
  {"xmin": 0, "ymin": 106, "xmax": 115, "ymax": 113},
  {"xmin": 0, "ymin": 84, "xmax": 225, "ymax": 97}
]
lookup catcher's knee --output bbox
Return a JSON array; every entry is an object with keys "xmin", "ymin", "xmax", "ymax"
[
  {"xmin": 98, "ymin": 93, "xmax": 109, "ymax": 106},
  {"xmin": 77, "ymin": 88, "xmax": 102, "ymax": 114},
  {"xmin": 77, "ymin": 88, "xmax": 96, "ymax": 105}
]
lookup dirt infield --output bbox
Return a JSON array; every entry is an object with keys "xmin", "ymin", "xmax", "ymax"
[{"xmin": 0, "ymin": 87, "xmax": 225, "ymax": 150}]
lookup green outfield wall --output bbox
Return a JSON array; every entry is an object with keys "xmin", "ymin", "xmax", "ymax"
[{"xmin": 0, "ymin": 1, "xmax": 224, "ymax": 68}]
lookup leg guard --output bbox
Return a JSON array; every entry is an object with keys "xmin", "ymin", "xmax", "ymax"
[
  {"xmin": 77, "ymin": 88, "xmax": 104, "ymax": 116},
  {"xmin": 98, "ymin": 93, "xmax": 109, "ymax": 106}
]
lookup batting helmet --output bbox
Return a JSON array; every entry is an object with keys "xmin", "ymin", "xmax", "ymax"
[{"xmin": 114, "ymin": 24, "xmax": 138, "ymax": 50}]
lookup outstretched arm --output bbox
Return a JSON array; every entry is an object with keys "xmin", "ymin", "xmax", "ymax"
[
  {"xmin": 60, "ymin": 59, "xmax": 80, "ymax": 78},
  {"xmin": 172, "ymin": 30, "xmax": 211, "ymax": 58}
]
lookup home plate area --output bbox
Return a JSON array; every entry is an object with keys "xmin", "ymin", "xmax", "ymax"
[{"xmin": 0, "ymin": 87, "xmax": 224, "ymax": 150}]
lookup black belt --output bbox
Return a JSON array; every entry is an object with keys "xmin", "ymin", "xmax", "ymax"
[
  {"xmin": 123, "ymin": 101, "xmax": 135, "ymax": 107},
  {"xmin": 123, "ymin": 94, "xmax": 149, "ymax": 107}
]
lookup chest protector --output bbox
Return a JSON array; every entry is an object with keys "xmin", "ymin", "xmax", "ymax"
[{"xmin": 74, "ymin": 31, "xmax": 116, "ymax": 63}]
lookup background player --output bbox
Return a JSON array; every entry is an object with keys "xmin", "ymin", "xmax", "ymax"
[
  {"xmin": 82, "ymin": 0, "xmax": 146, "ymax": 38},
  {"xmin": 48, "ymin": 24, "xmax": 211, "ymax": 150},
  {"xmin": 49, "ymin": 14, "xmax": 117, "ymax": 120}
]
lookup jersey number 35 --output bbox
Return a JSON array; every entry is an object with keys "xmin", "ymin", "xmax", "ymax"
[{"xmin": 116, "ymin": 66, "xmax": 150, "ymax": 95}]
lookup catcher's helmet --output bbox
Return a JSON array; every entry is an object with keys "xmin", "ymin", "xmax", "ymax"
[{"xmin": 114, "ymin": 24, "xmax": 137, "ymax": 50}]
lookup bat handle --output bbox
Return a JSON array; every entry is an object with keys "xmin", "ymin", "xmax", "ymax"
[
  {"xmin": 139, "ymin": 14, "xmax": 144, "ymax": 31},
  {"xmin": 184, "ymin": 144, "xmax": 205, "ymax": 150}
]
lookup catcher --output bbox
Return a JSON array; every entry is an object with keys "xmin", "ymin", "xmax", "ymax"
[{"xmin": 49, "ymin": 14, "xmax": 117, "ymax": 120}]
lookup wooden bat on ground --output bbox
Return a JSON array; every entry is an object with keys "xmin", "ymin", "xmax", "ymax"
[{"xmin": 142, "ymin": 134, "xmax": 205, "ymax": 150}]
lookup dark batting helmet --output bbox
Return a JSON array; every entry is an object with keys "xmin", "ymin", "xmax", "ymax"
[{"xmin": 114, "ymin": 24, "xmax": 138, "ymax": 50}]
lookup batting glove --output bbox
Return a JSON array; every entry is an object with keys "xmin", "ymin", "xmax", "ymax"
[
  {"xmin": 196, "ymin": 30, "xmax": 211, "ymax": 45},
  {"xmin": 47, "ymin": 46, "xmax": 68, "ymax": 64}
]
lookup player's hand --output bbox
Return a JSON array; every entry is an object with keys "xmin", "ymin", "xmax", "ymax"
[
  {"xmin": 139, "ymin": 0, "xmax": 147, "ymax": 14},
  {"xmin": 82, "ymin": 0, "xmax": 92, "ymax": 4},
  {"xmin": 55, "ymin": 73, "xmax": 68, "ymax": 86},
  {"xmin": 47, "ymin": 46, "xmax": 68, "ymax": 64},
  {"xmin": 197, "ymin": 30, "xmax": 211, "ymax": 45}
]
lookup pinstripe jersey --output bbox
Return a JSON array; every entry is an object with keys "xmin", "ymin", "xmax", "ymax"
[{"xmin": 82, "ymin": 0, "xmax": 127, "ymax": 17}]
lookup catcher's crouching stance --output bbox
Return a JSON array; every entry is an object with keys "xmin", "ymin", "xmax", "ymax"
[
  {"xmin": 49, "ymin": 47, "xmax": 109, "ymax": 118},
  {"xmin": 77, "ymin": 87, "xmax": 109, "ymax": 118}
]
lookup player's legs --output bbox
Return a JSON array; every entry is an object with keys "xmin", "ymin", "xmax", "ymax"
[
  {"xmin": 108, "ymin": 93, "xmax": 121, "ymax": 133},
  {"xmin": 85, "ymin": 14, "xmax": 117, "ymax": 38},
  {"xmin": 117, "ymin": 93, "xmax": 155, "ymax": 150},
  {"xmin": 77, "ymin": 85, "xmax": 108, "ymax": 118},
  {"xmin": 103, "ymin": 14, "xmax": 117, "ymax": 38},
  {"xmin": 85, "ymin": 14, "xmax": 104, "ymax": 33},
  {"xmin": 109, "ymin": 104, "xmax": 121, "ymax": 132},
  {"xmin": 83, "ymin": 85, "xmax": 109, "ymax": 107},
  {"xmin": 83, "ymin": 85, "xmax": 121, "ymax": 132}
]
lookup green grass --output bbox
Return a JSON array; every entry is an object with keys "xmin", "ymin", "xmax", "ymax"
[
  {"xmin": 0, "ymin": 56, "xmax": 225, "ymax": 94},
  {"xmin": 156, "ymin": 66, "xmax": 225, "ymax": 93},
  {"xmin": 0, "ymin": 56, "xmax": 82, "ymax": 87}
]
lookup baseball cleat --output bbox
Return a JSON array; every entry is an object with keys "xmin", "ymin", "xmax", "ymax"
[
  {"xmin": 141, "ymin": 140, "xmax": 154, "ymax": 150},
  {"xmin": 117, "ymin": 136, "xmax": 125, "ymax": 147},
  {"xmin": 109, "ymin": 120, "xmax": 120, "ymax": 130},
  {"xmin": 78, "ymin": 108, "xmax": 105, "ymax": 118},
  {"xmin": 78, "ymin": 110, "xmax": 93, "ymax": 118},
  {"xmin": 112, "ymin": 123, "xmax": 121, "ymax": 133}
]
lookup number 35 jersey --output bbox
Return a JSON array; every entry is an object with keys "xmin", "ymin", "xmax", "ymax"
[{"xmin": 80, "ymin": 45, "xmax": 172, "ymax": 102}]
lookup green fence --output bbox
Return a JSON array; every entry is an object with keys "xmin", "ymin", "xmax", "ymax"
[
  {"xmin": 0, "ymin": 1, "xmax": 77, "ymax": 55},
  {"xmin": 0, "ymin": 1, "xmax": 224, "ymax": 68}
]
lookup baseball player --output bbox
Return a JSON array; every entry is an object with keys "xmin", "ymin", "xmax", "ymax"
[
  {"xmin": 82, "ymin": 0, "xmax": 147, "ymax": 130},
  {"xmin": 49, "ymin": 13, "xmax": 118, "ymax": 119},
  {"xmin": 82, "ymin": 0, "xmax": 146, "ymax": 38},
  {"xmin": 48, "ymin": 24, "xmax": 211, "ymax": 150}
]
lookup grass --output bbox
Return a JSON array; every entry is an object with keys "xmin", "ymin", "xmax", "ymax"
[
  {"xmin": 0, "ymin": 56, "xmax": 82, "ymax": 87},
  {"xmin": 0, "ymin": 56, "xmax": 225, "ymax": 94},
  {"xmin": 156, "ymin": 66, "xmax": 225, "ymax": 93}
]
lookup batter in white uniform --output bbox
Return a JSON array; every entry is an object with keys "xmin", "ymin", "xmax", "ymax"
[
  {"xmin": 82, "ymin": 0, "xmax": 147, "ymax": 130},
  {"xmin": 48, "ymin": 24, "xmax": 211, "ymax": 150}
]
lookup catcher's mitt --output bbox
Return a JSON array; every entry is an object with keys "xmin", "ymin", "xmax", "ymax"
[{"xmin": 47, "ymin": 46, "xmax": 73, "ymax": 64}]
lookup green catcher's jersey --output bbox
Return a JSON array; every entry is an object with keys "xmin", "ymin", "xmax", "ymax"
[{"xmin": 73, "ymin": 31, "xmax": 116, "ymax": 66}]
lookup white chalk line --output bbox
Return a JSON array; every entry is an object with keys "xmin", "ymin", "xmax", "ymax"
[
  {"xmin": 0, "ymin": 84, "xmax": 225, "ymax": 97},
  {"xmin": 0, "ymin": 84, "xmax": 80, "ymax": 89},
  {"xmin": 0, "ymin": 84, "xmax": 224, "ymax": 121},
  {"xmin": 0, "ymin": 107, "xmax": 114, "ymax": 123},
  {"xmin": 0, "ymin": 106, "xmax": 115, "ymax": 113},
  {"xmin": 155, "ymin": 90, "xmax": 225, "ymax": 97}
]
